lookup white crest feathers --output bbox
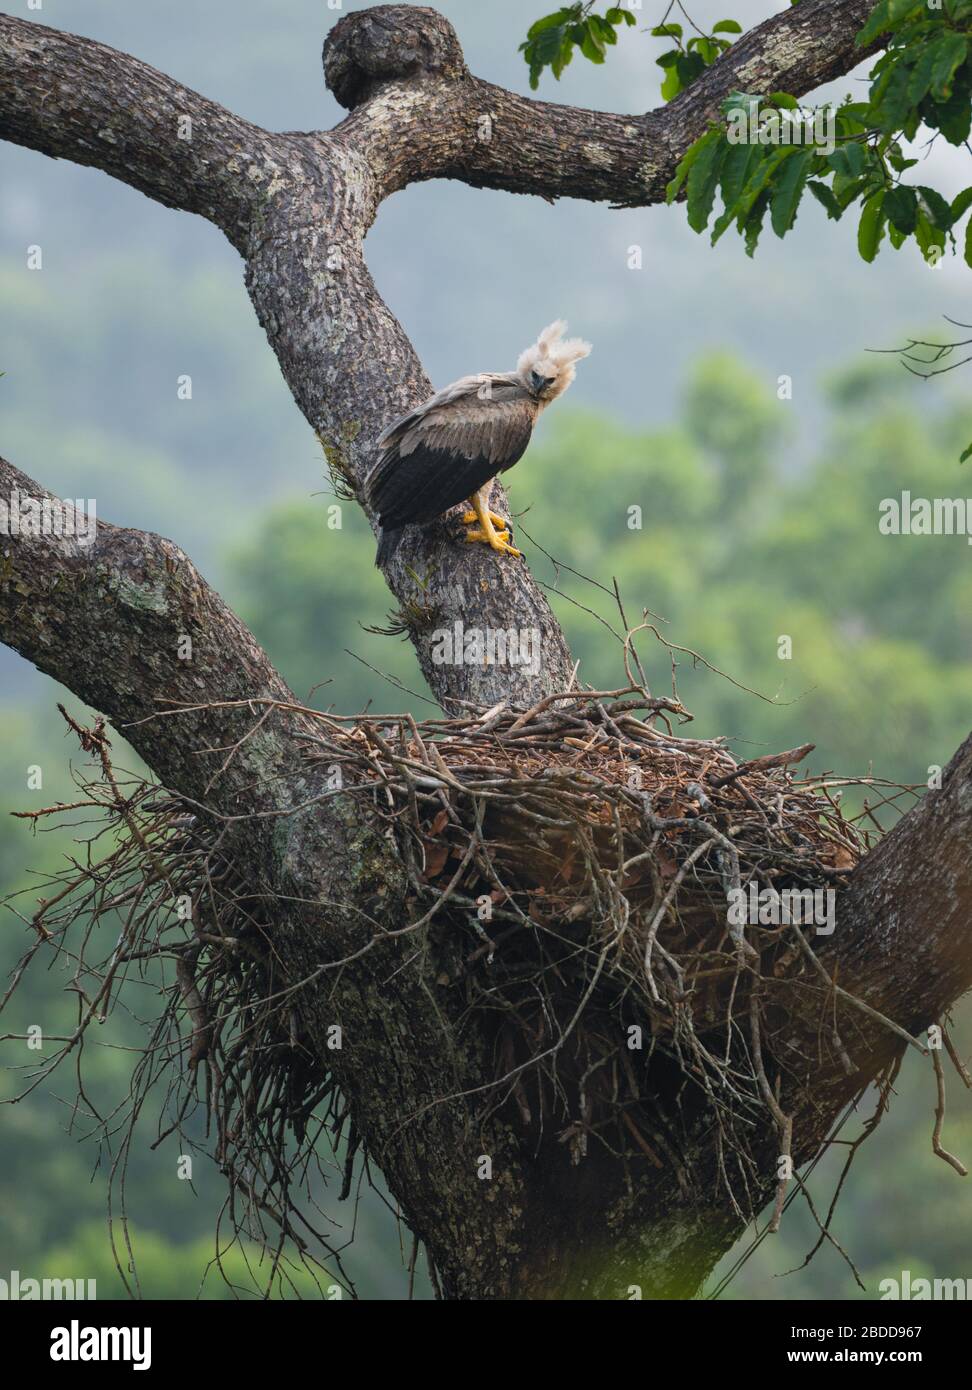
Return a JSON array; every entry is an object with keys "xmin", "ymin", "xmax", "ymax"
[{"xmin": 517, "ymin": 320, "xmax": 592, "ymax": 374}]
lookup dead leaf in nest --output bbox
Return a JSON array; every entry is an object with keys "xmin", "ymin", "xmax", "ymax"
[
  {"xmin": 429, "ymin": 809, "xmax": 450, "ymax": 836},
  {"xmin": 421, "ymin": 840, "xmax": 449, "ymax": 881},
  {"xmin": 657, "ymin": 845, "xmax": 678, "ymax": 880},
  {"xmin": 621, "ymin": 867, "xmax": 649, "ymax": 892},
  {"xmin": 773, "ymin": 945, "xmax": 800, "ymax": 977},
  {"xmin": 830, "ymin": 844, "xmax": 856, "ymax": 870}
]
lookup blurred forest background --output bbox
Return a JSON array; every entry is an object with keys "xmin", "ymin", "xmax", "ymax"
[{"xmin": 2, "ymin": 0, "xmax": 972, "ymax": 1299}]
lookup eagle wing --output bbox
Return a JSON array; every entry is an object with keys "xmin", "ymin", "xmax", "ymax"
[{"xmin": 365, "ymin": 375, "xmax": 536, "ymax": 530}]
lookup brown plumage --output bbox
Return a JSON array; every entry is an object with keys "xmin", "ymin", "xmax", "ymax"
[{"xmin": 366, "ymin": 321, "xmax": 591, "ymax": 565}]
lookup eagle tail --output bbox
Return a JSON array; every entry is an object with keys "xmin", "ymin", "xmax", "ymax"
[{"xmin": 375, "ymin": 525, "xmax": 406, "ymax": 568}]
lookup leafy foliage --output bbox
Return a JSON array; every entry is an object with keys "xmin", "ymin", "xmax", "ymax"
[
  {"xmin": 519, "ymin": 3, "xmax": 636, "ymax": 89},
  {"xmin": 523, "ymin": 1, "xmax": 972, "ymax": 270},
  {"xmin": 669, "ymin": 23, "xmax": 972, "ymax": 267},
  {"xmin": 652, "ymin": 17, "xmax": 740, "ymax": 100}
]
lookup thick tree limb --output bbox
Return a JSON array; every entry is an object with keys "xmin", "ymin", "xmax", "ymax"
[
  {"xmin": 0, "ymin": 454, "xmax": 300, "ymax": 817},
  {"xmin": 0, "ymin": 14, "xmax": 283, "ymax": 248},
  {"xmin": 330, "ymin": 0, "xmax": 877, "ymax": 206}
]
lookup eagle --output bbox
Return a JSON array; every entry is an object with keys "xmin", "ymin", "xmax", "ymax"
[{"xmin": 365, "ymin": 321, "xmax": 591, "ymax": 566}]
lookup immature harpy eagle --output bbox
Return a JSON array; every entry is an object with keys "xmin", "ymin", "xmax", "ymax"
[{"xmin": 366, "ymin": 321, "xmax": 591, "ymax": 566}]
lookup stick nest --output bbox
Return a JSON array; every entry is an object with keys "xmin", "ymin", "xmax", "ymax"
[{"xmin": 3, "ymin": 691, "xmax": 932, "ymax": 1293}]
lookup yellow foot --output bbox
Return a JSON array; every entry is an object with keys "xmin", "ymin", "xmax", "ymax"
[
  {"xmin": 461, "ymin": 508, "xmax": 509, "ymax": 529},
  {"xmin": 464, "ymin": 526, "xmax": 522, "ymax": 558}
]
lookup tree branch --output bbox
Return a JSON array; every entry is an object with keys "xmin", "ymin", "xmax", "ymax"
[
  {"xmin": 329, "ymin": 0, "xmax": 878, "ymax": 206},
  {"xmin": 0, "ymin": 454, "xmax": 297, "ymax": 816},
  {"xmin": 0, "ymin": 14, "xmax": 280, "ymax": 248}
]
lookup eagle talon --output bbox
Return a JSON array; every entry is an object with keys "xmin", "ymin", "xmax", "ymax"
[
  {"xmin": 461, "ymin": 508, "xmax": 510, "ymax": 530},
  {"xmin": 464, "ymin": 525, "xmax": 521, "ymax": 557},
  {"xmin": 463, "ymin": 490, "xmax": 521, "ymax": 558},
  {"xmin": 464, "ymin": 525, "xmax": 520, "ymax": 558}
]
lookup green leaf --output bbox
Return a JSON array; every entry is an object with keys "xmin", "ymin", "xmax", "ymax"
[
  {"xmin": 873, "ymin": 54, "xmax": 918, "ymax": 131},
  {"xmin": 770, "ymin": 149, "xmax": 814, "ymax": 236},
  {"xmin": 884, "ymin": 184, "xmax": 918, "ymax": 233},
  {"xmin": 713, "ymin": 18, "xmax": 743, "ymax": 32},
  {"xmin": 905, "ymin": 40, "xmax": 939, "ymax": 108},
  {"xmin": 950, "ymin": 187, "xmax": 972, "ymax": 223},
  {"xmin": 676, "ymin": 51, "xmax": 706, "ymax": 88},
  {"xmin": 915, "ymin": 185, "xmax": 954, "ymax": 231},
  {"xmin": 857, "ymin": 190, "xmax": 887, "ymax": 261},
  {"xmin": 857, "ymin": 0, "xmax": 891, "ymax": 46},
  {"xmin": 526, "ymin": 8, "xmax": 578, "ymax": 40},
  {"xmin": 580, "ymin": 20, "xmax": 607, "ymax": 62},
  {"xmin": 551, "ymin": 36, "xmax": 574, "ymax": 79},
  {"xmin": 720, "ymin": 140, "xmax": 761, "ymax": 209},
  {"xmin": 766, "ymin": 91, "xmax": 800, "ymax": 110},
  {"xmin": 711, "ymin": 146, "xmax": 788, "ymax": 244},
  {"xmin": 836, "ymin": 101, "xmax": 873, "ymax": 131},
  {"xmin": 651, "ymin": 22, "xmax": 683, "ymax": 38},
  {"xmin": 529, "ymin": 25, "xmax": 568, "ymax": 69},
  {"xmin": 744, "ymin": 190, "xmax": 771, "ymax": 256},
  {"xmin": 666, "ymin": 128, "xmax": 716, "ymax": 203},
  {"xmin": 661, "ymin": 62, "xmax": 682, "ymax": 100},
  {"xmin": 960, "ymin": 442, "xmax": 972, "ymax": 464},
  {"xmin": 590, "ymin": 14, "xmax": 618, "ymax": 43},
  {"xmin": 965, "ymin": 214, "xmax": 972, "ymax": 268},
  {"xmin": 807, "ymin": 179, "xmax": 843, "ymax": 219},
  {"xmin": 686, "ymin": 130, "xmax": 727, "ymax": 232},
  {"xmin": 930, "ymin": 32, "xmax": 968, "ymax": 100},
  {"xmin": 914, "ymin": 209, "xmax": 946, "ymax": 261},
  {"xmin": 888, "ymin": 149, "xmax": 919, "ymax": 173},
  {"xmin": 934, "ymin": 87, "xmax": 972, "ymax": 144},
  {"xmin": 828, "ymin": 142, "xmax": 868, "ymax": 178}
]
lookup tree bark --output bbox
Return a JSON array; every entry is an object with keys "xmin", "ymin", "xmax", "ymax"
[{"xmin": 3, "ymin": 3, "xmax": 970, "ymax": 1300}]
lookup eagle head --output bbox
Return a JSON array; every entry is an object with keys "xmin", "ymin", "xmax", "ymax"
[{"xmin": 517, "ymin": 320, "xmax": 592, "ymax": 403}]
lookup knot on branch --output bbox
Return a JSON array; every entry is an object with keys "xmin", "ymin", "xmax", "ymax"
[{"xmin": 323, "ymin": 4, "xmax": 465, "ymax": 109}]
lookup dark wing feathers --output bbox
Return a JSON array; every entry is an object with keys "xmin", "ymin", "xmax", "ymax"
[{"xmin": 366, "ymin": 381, "xmax": 536, "ymax": 530}]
